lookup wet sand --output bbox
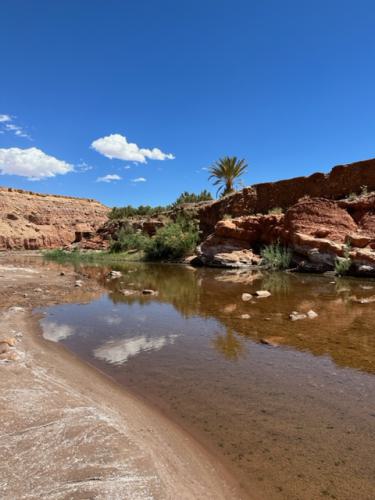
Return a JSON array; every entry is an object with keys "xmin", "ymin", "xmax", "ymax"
[{"xmin": 0, "ymin": 256, "xmax": 242, "ymax": 499}]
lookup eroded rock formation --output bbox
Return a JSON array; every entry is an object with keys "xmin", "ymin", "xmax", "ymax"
[
  {"xmin": 198, "ymin": 196, "xmax": 375, "ymax": 274},
  {"xmin": 0, "ymin": 187, "xmax": 109, "ymax": 250},
  {"xmin": 198, "ymin": 157, "xmax": 375, "ymax": 237}
]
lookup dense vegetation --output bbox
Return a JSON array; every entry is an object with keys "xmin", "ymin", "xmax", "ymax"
[
  {"xmin": 109, "ymin": 204, "xmax": 165, "ymax": 219},
  {"xmin": 109, "ymin": 226, "xmax": 149, "ymax": 253},
  {"xmin": 171, "ymin": 190, "xmax": 212, "ymax": 206},
  {"xmin": 109, "ymin": 190, "xmax": 213, "ymax": 220},
  {"xmin": 110, "ymin": 215, "xmax": 199, "ymax": 261},
  {"xmin": 144, "ymin": 217, "xmax": 199, "ymax": 260}
]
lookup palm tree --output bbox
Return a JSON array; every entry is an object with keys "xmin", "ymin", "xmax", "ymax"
[{"xmin": 208, "ymin": 156, "xmax": 248, "ymax": 197}]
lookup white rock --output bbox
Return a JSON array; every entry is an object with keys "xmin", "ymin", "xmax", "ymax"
[
  {"xmin": 142, "ymin": 289, "xmax": 158, "ymax": 296},
  {"xmin": 307, "ymin": 310, "xmax": 318, "ymax": 319},
  {"xmin": 108, "ymin": 270, "xmax": 122, "ymax": 278},
  {"xmin": 75, "ymin": 280, "xmax": 83, "ymax": 287},
  {"xmin": 255, "ymin": 290, "xmax": 271, "ymax": 298},
  {"xmin": 289, "ymin": 312, "xmax": 307, "ymax": 321},
  {"xmin": 240, "ymin": 314, "xmax": 251, "ymax": 319},
  {"xmin": 241, "ymin": 293, "xmax": 253, "ymax": 301}
]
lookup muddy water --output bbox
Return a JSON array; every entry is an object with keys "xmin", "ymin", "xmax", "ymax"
[{"xmin": 39, "ymin": 262, "xmax": 375, "ymax": 499}]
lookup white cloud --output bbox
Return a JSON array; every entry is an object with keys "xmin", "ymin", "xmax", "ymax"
[
  {"xmin": 131, "ymin": 177, "xmax": 146, "ymax": 183},
  {"xmin": 0, "ymin": 147, "xmax": 74, "ymax": 180},
  {"xmin": 91, "ymin": 133, "xmax": 175, "ymax": 164},
  {"xmin": 96, "ymin": 173, "xmax": 122, "ymax": 183},
  {"xmin": 76, "ymin": 161, "xmax": 93, "ymax": 172},
  {"xmin": 0, "ymin": 115, "xmax": 31, "ymax": 139}
]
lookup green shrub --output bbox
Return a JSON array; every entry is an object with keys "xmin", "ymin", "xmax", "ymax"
[
  {"xmin": 268, "ymin": 207, "xmax": 283, "ymax": 215},
  {"xmin": 334, "ymin": 244, "xmax": 351, "ymax": 276},
  {"xmin": 260, "ymin": 242, "xmax": 292, "ymax": 270},
  {"xmin": 109, "ymin": 205, "xmax": 166, "ymax": 219},
  {"xmin": 172, "ymin": 190, "xmax": 213, "ymax": 206},
  {"xmin": 347, "ymin": 192, "xmax": 357, "ymax": 201},
  {"xmin": 144, "ymin": 219, "xmax": 199, "ymax": 260},
  {"xmin": 110, "ymin": 227, "xmax": 149, "ymax": 253}
]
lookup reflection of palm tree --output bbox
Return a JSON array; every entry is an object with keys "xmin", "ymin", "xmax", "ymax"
[{"xmin": 212, "ymin": 328, "xmax": 245, "ymax": 360}]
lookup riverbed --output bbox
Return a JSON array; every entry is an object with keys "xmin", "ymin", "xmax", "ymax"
[{"xmin": 38, "ymin": 260, "xmax": 375, "ymax": 499}]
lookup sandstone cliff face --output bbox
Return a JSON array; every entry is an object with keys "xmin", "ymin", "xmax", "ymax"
[
  {"xmin": 0, "ymin": 187, "xmax": 109, "ymax": 250},
  {"xmin": 198, "ymin": 196, "xmax": 375, "ymax": 274},
  {"xmin": 198, "ymin": 158, "xmax": 375, "ymax": 237}
]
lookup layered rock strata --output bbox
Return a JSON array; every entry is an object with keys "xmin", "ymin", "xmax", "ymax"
[
  {"xmin": 0, "ymin": 187, "xmax": 109, "ymax": 250},
  {"xmin": 198, "ymin": 196, "xmax": 375, "ymax": 274}
]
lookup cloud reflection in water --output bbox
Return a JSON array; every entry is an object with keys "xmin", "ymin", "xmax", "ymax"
[
  {"xmin": 41, "ymin": 320, "xmax": 75, "ymax": 343},
  {"xmin": 93, "ymin": 334, "xmax": 178, "ymax": 365}
]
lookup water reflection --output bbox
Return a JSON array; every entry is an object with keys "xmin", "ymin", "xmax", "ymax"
[
  {"xmin": 41, "ymin": 320, "xmax": 75, "ymax": 342},
  {"xmin": 94, "ymin": 334, "xmax": 178, "ymax": 365},
  {"xmin": 37, "ymin": 261, "xmax": 375, "ymax": 374},
  {"xmin": 212, "ymin": 328, "xmax": 245, "ymax": 360},
  {"xmin": 37, "ymin": 260, "xmax": 375, "ymax": 500}
]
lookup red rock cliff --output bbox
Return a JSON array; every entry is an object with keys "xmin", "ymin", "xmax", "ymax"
[
  {"xmin": 0, "ymin": 187, "xmax": 109, "ymax": 250},
  {"xmin": 199, "ymin": 158, "xmax": 375, "ymax": 236}
]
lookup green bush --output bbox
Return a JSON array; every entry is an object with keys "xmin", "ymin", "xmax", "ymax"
[
  {"xmin": 144, "ymin": 219, "xmax": 199, "ymax": 260},
  {"xmin": 334, "ymin": 244, "xmax": 351, "ymax": 276},
  {"xmin": 110, "ymin": 227, "xmax": 149, "ymax": 253},
  {"xmin": 260, "ymin": 243, "xmax": 292, "ymax": 270},
  {"xmin": 268, "ymin": 207, "xmax": 283, "ymax": 215}
]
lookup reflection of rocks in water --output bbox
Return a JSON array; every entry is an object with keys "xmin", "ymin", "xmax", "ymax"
[
  {"xmin": 212, "ymin": 329, "xmax": 245, "ymax": 361},
  {"xmin": 94, "ymin": 334, "xmax": 178, "ymax": 366},
  {"xmin": 214, "ymin": 269, "xmax": 263, "ymax": 285},
  {"xmin": 41, "ymin": 320, "xmax": 75, "ymax": 342}
]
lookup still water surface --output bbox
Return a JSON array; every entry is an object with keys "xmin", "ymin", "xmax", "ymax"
[{"xmin": 39, "ymin": 262, "xmax": 375, "ymax": 499}]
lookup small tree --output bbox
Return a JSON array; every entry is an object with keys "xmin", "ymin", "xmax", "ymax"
[{"xmin": 208, "ymin": 156, "xmax": 248, "ymax": 197}]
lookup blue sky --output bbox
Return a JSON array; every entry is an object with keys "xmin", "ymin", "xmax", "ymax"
[{"xmin": 1, "ymin": 0, "xmax": 375, "ymax": 207}]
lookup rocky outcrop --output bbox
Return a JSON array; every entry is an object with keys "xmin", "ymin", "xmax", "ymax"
[
  {"xmin": 0, "ymin": 187, "xmax": 109, "ymax": 250},
  {"xmin": 97, "ymin": 216, "xmax": 167, "ymax": 243},
  {"xmin": 198, "ymin": 158, "xmax": 375, "ymax": 236},
  {"xmin": 198, "ymin": 196, "xmax": 375, "ymax": 274}
]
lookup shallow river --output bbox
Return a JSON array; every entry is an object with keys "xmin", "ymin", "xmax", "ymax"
[{"xmin": 39, "ymin": 261, "xmax": 375, "ymax": 499}]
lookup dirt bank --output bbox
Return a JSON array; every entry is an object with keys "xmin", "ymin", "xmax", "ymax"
[{"xmin": 0, "ymin": 255, "xmax": 242, "ymax": 499}]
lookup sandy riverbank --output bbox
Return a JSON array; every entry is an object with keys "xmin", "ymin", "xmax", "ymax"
[{"xmin": 0, "ymin": 255, "xmax": 242, "ymax": 499}]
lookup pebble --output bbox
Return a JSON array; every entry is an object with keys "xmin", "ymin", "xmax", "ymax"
[
  {"xmin": 260, "ymin": 336, "xmax": 283, "ymax": 347},
  {"xmin": 289, "ymin": 312, "xmax": 307, "ymax": 321},
  {"xmin": 307, "ymin": 310, "xmax": 318, "ymax": 319},
  {"xmin": 108, "ymin": 270, "xmax": 122, "ymax": 278},
  {"xmin": 75, "ymin": 280, "xmax": 83, "ymax": 287},
  {"xmin": 240, "ymin": 314, "xmax": 251, "ymax": 319},
  {"xmin": 241, "ymin": 293, "xmax": 252, "ymax": 301},
  {"xmin": 142, "ymin": 289, "xmax": 158, "ymax": 295},
  {"xmin": 255, "ymin": 290, "xmax": 271, "ymax": 298}
]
